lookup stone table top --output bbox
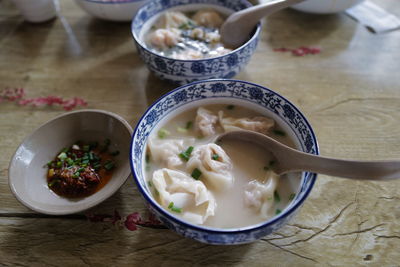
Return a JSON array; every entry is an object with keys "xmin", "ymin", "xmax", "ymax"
[{"xmin": 1, "ymin": 0, "xmax": 399, "ymax": 266}]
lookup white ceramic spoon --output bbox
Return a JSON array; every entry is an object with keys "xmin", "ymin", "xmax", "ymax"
[
  {"xmin": 217, "ymin": 130, "xmax": 400, "ymax": 181},
  {"xmin": 220, "ymin": 0, "xmax": 305, "ymax": 48}
]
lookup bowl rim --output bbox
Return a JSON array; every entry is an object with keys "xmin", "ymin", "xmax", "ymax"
[
  {"xmin": 79, "ymin": 0, "xmax": 146, "ymax": 4},
  {"xmin": 130, "ymin": 79, "xmax": 319, "ymax": 234},
  {"xmin": 8, "ymin": 109, "xmax": 133, "ymax": 215},
  {"xmin": 131, "ymin": 0, "xmax": 261, "ymax": 63}
]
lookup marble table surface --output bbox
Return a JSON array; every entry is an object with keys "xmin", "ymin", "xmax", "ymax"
[{"xmin": 1, "ymin": 0, "xmax": 399, "ymax": 265}]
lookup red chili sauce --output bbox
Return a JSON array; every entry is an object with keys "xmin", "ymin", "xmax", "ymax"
[{"xmin": 46, "ymin": 139, "xmax": 118, "ymax": 198}]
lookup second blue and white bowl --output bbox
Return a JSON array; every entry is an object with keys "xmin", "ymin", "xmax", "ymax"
[
  {"xmin": 131, "ymin": 0, "xmax": 261, "ymax": 84},
  {"xmin": 130, "ymin": 79, "xmax": 318, "ymax": 244}
]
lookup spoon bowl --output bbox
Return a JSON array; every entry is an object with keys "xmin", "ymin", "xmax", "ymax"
[
  {"xmin": 218, "ymin": 130, "xmax": 400, "ymax": 181},
  {"xmin": 221, "ymin": 0, "xmax": 305, "ymax": 48}
]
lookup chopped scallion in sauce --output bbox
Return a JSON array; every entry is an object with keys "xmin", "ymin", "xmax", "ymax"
[{"xmin": 46, "ymin": 139, "xmax": 118, "ymax": 198}]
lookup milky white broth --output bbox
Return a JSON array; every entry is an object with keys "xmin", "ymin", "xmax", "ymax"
[{"xmin": 145, "ymin": 104, "xmax": 300, "ymax": 229}]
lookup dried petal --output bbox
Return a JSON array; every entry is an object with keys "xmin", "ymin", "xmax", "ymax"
[{"xmin": 273, "ymin": 46, "xmax": 321, "ymax": 57}]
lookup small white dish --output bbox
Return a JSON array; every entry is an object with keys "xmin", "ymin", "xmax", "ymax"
[
  {"xmin": 9, "ymin": 109, "xmax": 133, "ymax": 215},
  {"xmin": 75, "ymin": 0, "xmax": 149, "ymax": 22}
]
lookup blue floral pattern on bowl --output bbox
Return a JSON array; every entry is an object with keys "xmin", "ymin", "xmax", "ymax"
[
  {"xmin": 131, "ymin": 0, "xmax": 261, "ymax": 84},
  {"xmin": 130, "ymin": 79, "xmax": 319, "ymax": 245}
]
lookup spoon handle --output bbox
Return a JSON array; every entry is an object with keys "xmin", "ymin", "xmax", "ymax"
[
  {"xmin": 236, "ymin": 0, "xmax": 305, "ymax": 25},
  {"xmin": 280, "ymin": 148, "xmax": 400, "ymax": 181}
]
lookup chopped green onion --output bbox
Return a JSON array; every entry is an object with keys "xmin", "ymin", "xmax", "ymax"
[
  {"xmin": 56, "ymin": 161, "xmax": 62, "ymax": 168},
  {"xmin": 191, "ymin": 168, "xmax": 202, "ymax": 180},
  {"xmin": 89, "ymin": 152, "xmax": 94, "ymax": 161},
  {"xmin": 274, "ymin": 190, "xmax": 280, "ymax": 203},
  {"xmin": 110, "ymin": 150, "xmax": 120, "ymax": 156},
  {"xmin": 212, "ymin": 154, "xmax": 219, "ymax": 160},
  {"xmin": 171, "ymin": 206, "xmax": 182, "ymax": 213},
  {"xmin": 72, "ymin": 172, "xmax": 80, "ymax": 178},
  {"xmin": 83, "ymin": 145, "xmax": 90, "ymax": 152},
  {"xmin": 47, "ymin": 161, "xmax": 54, "ymax": 167},
  {"xmin": 66, "ymin": 158, "xmax": 74, "ymax": 166},
  {"xmin": 226, "ymin": 105, "xmax": 235, "ymax": 110},
  {"xmin": 179, "ymin": 146, "xmax": 194, "ymax": 161},
  {"xmin": 57, "ymin": 152, "xmax": 67, "ymax": 160},
  {"xmin": 276, "ymin": 209, "xmax": 282, "ymax": 215},
  {"xmin": 177, "ymin": 127, "xmax": 188, "ymax": 133},
  {"xmin": 104, "ymin": 161, "xmax": 115, "ymax": 171},
  {"xmin": 77, "ymin": 167, "xmax": 85, "ymax": 173},
  {"xmin": 82, "ymin": 159, "xmax": 90, "ymax": 164},
  {"xmin": 185, "ymin": 121, "xmax": 193, "ymax": 129},
  {"xmin": 179, "ymin": 23, "xmax": 188, "ymax": 29},
  {"xmin": 158, "ymin": 128, "xmax": 170, "ymax": 139},
  {"xmin": 289, "ymin": 193, "xmax": 296, "ymax": 200},
  {"xmin": 93, "ymin": 163, "xmax": 101, "ymax": 170},
  {"xmin": 61, "ymin": 147, "xmax": 69, "ymax": 153},
  {"xmin": 273, "ymin": 130, "xmax": 286, "ymax": 136},
  {"xmin": 81, "ymin": 163, "xmax": 88, "ymax": 167},
  {"xmin": 48, "ymin": 179, "xmax": 59, "ymax": 187},
  {"xmin": 168, "ymin": 202, "xmax": 182, "ymax": 213}
]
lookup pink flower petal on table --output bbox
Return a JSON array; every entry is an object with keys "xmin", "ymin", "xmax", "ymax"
[
  {"xmin": 124, "ymin": 212, "xmax": 143, "ymax": 231},
  {"xmin": 273, "ymin": 46, "xmax": 321, "ymax": 56}
]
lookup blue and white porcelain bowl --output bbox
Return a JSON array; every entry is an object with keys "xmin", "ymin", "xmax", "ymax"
[
  {"xmin": 131, "ymin": 0, "xmax": 261, "ymax": 84},
  {"xmin": 75, "ymin": 0, "xmax": 149, "ymax": 22},
  {"xmin": 130, "ymin": 79, "xmax": 319, "ymax": 245}
]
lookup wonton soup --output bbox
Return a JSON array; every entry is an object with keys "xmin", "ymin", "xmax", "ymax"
[
  {"xmin": 143, "ymin": 8, "xmax": 234, "ymax": 60},
  {"xmin": 145, "ymin": 104, "xmax": 300, "ymax": 229}
]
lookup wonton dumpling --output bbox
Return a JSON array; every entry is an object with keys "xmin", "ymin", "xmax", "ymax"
[
  {"xmin": 218, "ymin": 111, "xmax": 275, "ymax": 135},
  {"xmin": 156, "ymin": 11, "xmax": 192, "ymax": 29},
  {"xmin": 187, "ymin": 144, "xmax": 233, "ymax": 190},
  {"xmin": 192, "ymin": 10, "xmax": 224, "ymax": 28},
  {"xmin": 195, "ymin": 107, "xmax": 218, "ymax": 137},
  {"xmin": 244, "ymin": 171, "xmax": 279, "ymax": 218},
  {"xmin": 148, "ymin": 138, "xmax": 195, "ymax": 169},
  {"xmin": 148, "ymin": 28, "xmax": 181, "ymax": 50},
  {"xmin": 152, "ymin": 168, "xmax": 216, "ymax": 224}
]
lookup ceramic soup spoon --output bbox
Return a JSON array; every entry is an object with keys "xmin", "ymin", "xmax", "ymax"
[
  {"xmin": 217, "ymin": 130, "xmax": 400, "ymax": 181},
  {"xmin": 221, "ymin": 0, "xmax": 305, "ymax": 48}
]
